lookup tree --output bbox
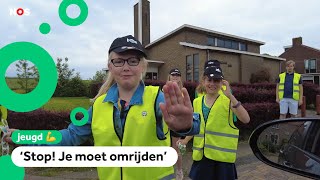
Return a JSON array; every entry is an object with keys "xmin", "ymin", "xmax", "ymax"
[
  {"xmin": 56, "ymin": 57, "xmax": 75, "ymax": 86},
  {"xmin": 15, "ymin": 60, "xmax": 39, "ymax": 93},
  {"xmin": 54, "ymin": 57, "xmax": 89, "ymax": 97},
  {"xmin": 63, "ymin": 72, "xmax": 88, "ymax": 97},
  {"xmin": 250, "ymin": 67, "xmax": 271, "ymax": 84},
  {"xmin": 54, "ymin": 57, "xmax": 75, "ymax": 96},
  {"xmin": 90, "ymin": 70, "xmax": 106, "ymax": 83}
]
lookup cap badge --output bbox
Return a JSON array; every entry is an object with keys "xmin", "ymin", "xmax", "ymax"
[{"xmin": 127, "ymin": 38, "xmax": 137, "ymax": 44}]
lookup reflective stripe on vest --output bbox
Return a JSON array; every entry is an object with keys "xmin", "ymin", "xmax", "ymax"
[
  {"xmin": 92, "ymin": 86, "xmax": 174, "ymax": 180},
  {"xmin": 192, "ymin": 95, "xmax": 239, "ymax": 163},
  {"xmin": 278, "ymin": 72, "xmax": 301, "ymax": 101}
]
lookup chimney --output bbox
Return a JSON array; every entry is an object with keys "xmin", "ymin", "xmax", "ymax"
[
  {"xmin": 134, "ymin": 0, "xmax": 150, "ymax": 46},
  {"xmin": 292, "ymin": 37, "xmax": 302, "ymax": 47}
]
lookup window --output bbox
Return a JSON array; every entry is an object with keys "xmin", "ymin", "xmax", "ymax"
[
  {"xmin": 305, "ymin": 59, "xmax": 317, "ymax": 73},
  {"xmin": 207, "ymin": 37, "xmax": 215, "ymax": 46},
  {"xmin": 225, "ymin": 40, "xmax": 232, "ymax": 49},
  {"xmin": 145, "ymin": 72, "xmax": 152, "ymax": 80},
  {"xmin": 145, "ymin": 72, "xmax": 157, "ymax": 80},
  {"xmin": 186, "ymin": 55, "xmax": 192, "ymax": 81},
  {"xmin": 231, "ymin": 41, "xmax": 239, "ymax": 50},
  {"xmin": 193, "ymin": 54, "xmax": 199, "ymax": 82},
  {"xmin": 152, "ymin": 73, "xmax": 158, "ymax": 80},
  {"xmin": 217, "ymin": 38, "xmax": 224, "ymax": 47},
  {"xmin": 186, "ymin": 54, "xmax": 199, "ymax": 82},
  {"xmin": 240, "ymin": 43, "xmax": 247, "ymax": 51},
  {"xmin": 208, "ymin": 37, "xmax": 248, "ymax": 51}
]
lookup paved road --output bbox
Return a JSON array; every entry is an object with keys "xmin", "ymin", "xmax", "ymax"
[
  {"xmin": 25, "ymin": 111, "xmax": 318, "ymax": 180},
  {"xmin": 25, "ymin": 144, "xmax": 311, "ymax": 180}
]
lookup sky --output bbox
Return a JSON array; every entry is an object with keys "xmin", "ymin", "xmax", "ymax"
[{"xmin": 1, "ymin": 0, "xmax": 319, "ymax": 79}]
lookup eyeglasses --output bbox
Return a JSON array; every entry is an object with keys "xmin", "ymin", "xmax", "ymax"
[{"xmin": 110, "ymin": 57, "xmax": 140, "ymax": 67}]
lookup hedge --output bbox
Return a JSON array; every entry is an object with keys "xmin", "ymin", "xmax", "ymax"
[
  {"xmin": 7, "ymin": 109, "xmax": 82, "ymax": 130},
  {"xmin": 7, "ymin": 81, "xmax": 315, "ymax": 141}
]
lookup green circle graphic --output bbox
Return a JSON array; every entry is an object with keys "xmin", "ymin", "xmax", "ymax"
[
  {"xmin": 70, "ymin": 107, "xmax": 89, "ymax": 126},
  {"xmin": 0, "ymin": 42, "xmax": 58, "ymax": 112},
  {"xmin": 39, "ymin": 23, "xmax": 51, "ymax": 34},
  {"xmin": 0, "ymin": 155, "xmax": 25, "ymax": 179},
  {"xmin": 59, "ymin": 0, "xmax": 88, "ymax": 26}
]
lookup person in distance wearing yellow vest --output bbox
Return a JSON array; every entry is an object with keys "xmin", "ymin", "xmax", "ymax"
[
  {"xmin": 276, "ymin": 60, "xmax": 303, "ymax": 119},
  {"xmin": 167, "ymin": 68, "xmax": 185, "ymax": 180},
  {"xmin": 4, "ymin": 35, "xmax": 201, "ymax": 180},
  {"xmin": 178, "ymin": 66, "xmax": 250, "ymax": 180}
]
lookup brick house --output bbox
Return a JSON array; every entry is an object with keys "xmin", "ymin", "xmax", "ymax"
[
  {"xmin": 133, "ymin": 0, "xmax": 285, "ymax": 83},
  {"xmin": 280, "ymin": 37, "xmax": 320, "ymax": 85}
]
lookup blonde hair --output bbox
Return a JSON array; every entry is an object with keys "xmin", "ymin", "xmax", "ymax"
[
  {"xmin": 167, "ymin": 75, "xmax": 183, "ymax": 90},
  {"xmin": 92, "ymin": 52, "xmax": 148, "ymax": 101},
  {"xmin": 196, "ymin": 77, "xmax": 206, "ymax": 94},
  {"xmin": 286, "ymin": 60, "xmax": 295, "ymax": 67}
]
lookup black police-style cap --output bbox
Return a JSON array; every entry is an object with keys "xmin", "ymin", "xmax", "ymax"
[
  {"xmin": 169, "ymin": 68, "xmax": 181, "ymax": 76},
  {"xmin": 108, "ymin": 35, "xmax": 147, "ymax": 57},
  {"xmin": 204, "ymin": 59, "xmax": 221, "ymax": 70},
  {"xmin": 204, "ymin": 66, "xmax": 224, "ymax": 79}
]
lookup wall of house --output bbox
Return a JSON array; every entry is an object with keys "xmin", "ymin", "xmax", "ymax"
[
  {"xmin": 240, "ymin": 55, "xmax": 281, "ymax": 83},
  {"xmin": 247, "ymin": 44, "xmax": 260, "ymax": 54},
  {"xmin": 263, "ymin": 59, "xmax": 282, "ymax": 82},
  {"xmin": 147, "ymin": 29, "xmax": 280, "ymax": 83},
  {"xmin": 280, "ymin": 45, "xmax": 320, "ymax": 74},
  {"xmin": 184, "ymin": 30, "xmax": 207, "ymax": 45},
  {"xmin": 240, "ymin": 55, "xmax": 264, "ymax": 84},
  {"xmin": 208, "ymin": 51, "xmax": 240, "ymax": 83},
  {"xmin": 146, "ymin": 33, "xmax": 186, "ymax": 81}
]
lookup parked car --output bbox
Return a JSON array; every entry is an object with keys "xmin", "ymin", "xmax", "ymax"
[{"xmin": 250, "ymin": 118, "xmax": 320, "ymax": 179}]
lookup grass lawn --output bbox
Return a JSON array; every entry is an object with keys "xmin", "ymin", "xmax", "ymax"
[
  {"xmin": 6, "ymin": 77, "xmax": 92, "ymax": 111},
  {"xmin": 41, "ymin": 97, "xmax": 92, "ymax": 112},
  {"xmin": 6, "ymin": 77, "xmax": 38, "ymax": 93}
]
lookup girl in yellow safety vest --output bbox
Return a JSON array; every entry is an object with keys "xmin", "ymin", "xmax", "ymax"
[
  {"xmin": 178, "ymin": 66, "xmax": 250, "ymax": 180},
  {"xmin": 4, "ymin": 35, "xmax": 200, "ymax": 180}
]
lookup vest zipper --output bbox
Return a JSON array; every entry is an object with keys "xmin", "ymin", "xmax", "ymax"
[
  {"xmin": 120, "ymin": 105, "xmax": 132, "ymax": 180},
  {"xmin": 202, "ymin": 95, "xmax": 219, "ymax": 158}
]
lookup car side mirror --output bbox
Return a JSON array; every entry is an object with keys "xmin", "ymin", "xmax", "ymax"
[{"xmin": 249, "ymin": 118, "xmax": 320, "ymax": 179}]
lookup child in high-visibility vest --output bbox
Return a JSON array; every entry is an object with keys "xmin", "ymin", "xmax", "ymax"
[
  {"xmin": 4, "ymin": 35, "xmax": 201, "ymax": 180},
  {"xmin": 178, "ymin": 65, "xmax": 250, "ymax": 180}
]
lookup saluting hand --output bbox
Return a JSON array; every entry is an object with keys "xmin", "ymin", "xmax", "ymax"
[
  {"xmin": 160, "ymin": 81, "xmax": 193, "ymax": 132},
  {"xmin": 221, "ymin": 80, "xmax": 232, "ymax": 98}
]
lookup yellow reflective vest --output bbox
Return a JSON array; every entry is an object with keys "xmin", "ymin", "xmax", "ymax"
[
  {"xmin": 92, "ymin": 86, "xmax": 174, "ymax": 180},
  {"xmin": 278, "ymin": 72, "xmax": 301, "ymax": 101},
  {"xmin": 0, "ymin": 106, "xmax": 7, "ymax": 126},
  {"xmin": 192, "ymin": 94, "xmax": 239, "ymax": 163}
]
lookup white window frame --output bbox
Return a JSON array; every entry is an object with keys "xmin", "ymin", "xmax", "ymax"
[{"xmin": 304, "ymin": 59, "xmax": 317, "ymax": 73}]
